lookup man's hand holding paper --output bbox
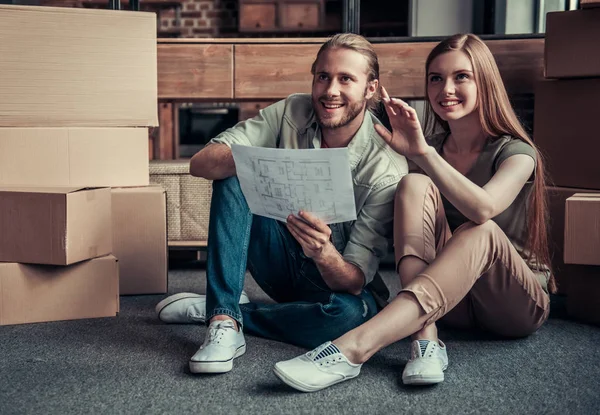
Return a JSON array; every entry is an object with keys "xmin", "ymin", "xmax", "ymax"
[{"xmin": 286, "ymin": 210, "xmax": 333, "ymax": 259}]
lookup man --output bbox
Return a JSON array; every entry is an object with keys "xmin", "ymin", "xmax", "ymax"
[{"xmin": 155, "ymin": 33, "xmax": 408, "ymax": 374}]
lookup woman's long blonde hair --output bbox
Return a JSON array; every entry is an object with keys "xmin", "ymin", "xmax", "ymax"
[{"xmin": 423, "ymin": 34, "xmax": 555, "ymax": 293}]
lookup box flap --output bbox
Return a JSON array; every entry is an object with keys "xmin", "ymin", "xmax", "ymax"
[
  {"xmin": 111, "ymin": 185, "xmax": 166, "ymax": 195},
  {"xmin": 0, "ymin": 186, "xmax": 92, "ymax": 195},
  {"xmin": 0, "ymin": 4, "xmax": 155, "ymax": 20},
  {"xmin": 569, "ymin": 193, "xmax": 600, "ymax": 200},
  {"xmin": 66, "ymin": 188, "xmax": 113, "ymax": 265}
]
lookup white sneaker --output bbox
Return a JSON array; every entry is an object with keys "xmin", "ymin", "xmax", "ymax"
[
  {"xmin": 155, "ymin": 291, "xmax": 250, "ymax": 324},
  {"xmin": 189, "ymin": 319, "xmax": 246, "ymax": 374},
  {"xmin": 402, "ymin": 339, "xmax": 448, "ymax": 385},
  {"xmin": 273, "ymin": 342, "xmax": 361, "ymax": 392}
]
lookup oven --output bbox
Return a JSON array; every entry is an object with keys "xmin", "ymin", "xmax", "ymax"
[{"xmin": 178, "ymin": 102, "xmax": 240, "ymax": 158}]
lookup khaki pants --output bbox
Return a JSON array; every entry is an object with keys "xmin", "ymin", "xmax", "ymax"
[{"xmin": 394, "ymin": 174, "xmax": 550, "ymax": 337}]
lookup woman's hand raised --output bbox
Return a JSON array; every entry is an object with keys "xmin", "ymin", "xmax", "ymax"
[{"xmin": 374, "ymin": 86, "xmax": 431, "ymax": 159}]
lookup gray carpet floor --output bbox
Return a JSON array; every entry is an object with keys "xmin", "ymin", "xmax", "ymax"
[{"xmin": 1, "ymin": 264, "xmax": 599, "ymax": 415}]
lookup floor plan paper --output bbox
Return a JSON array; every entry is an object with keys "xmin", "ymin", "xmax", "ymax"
[{"xmin": 231, "ymin": 144, "xmax": 357, "ymax": 224}]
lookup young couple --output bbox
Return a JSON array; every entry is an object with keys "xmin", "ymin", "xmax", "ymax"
[{"xmin": 155, "ymin": 32, "xmax": 553, "ymax": 392}]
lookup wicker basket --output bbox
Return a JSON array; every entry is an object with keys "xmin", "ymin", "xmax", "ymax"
[{"xmin": 149, "ymin": 160, "xmax": 212, "ymax": 242}]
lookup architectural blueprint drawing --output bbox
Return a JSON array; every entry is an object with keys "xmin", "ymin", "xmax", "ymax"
[{"xmin": 231, "ymin": 144, "xmax": 356, "ymax": 224}]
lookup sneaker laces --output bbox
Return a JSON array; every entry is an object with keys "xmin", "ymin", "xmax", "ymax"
[
  {"xmin": 413, "ymin": 340, "xmax": 441, "ymax": 359},
  {"xmin": 207, "ymin": 320, "xmax": 236, "ymax": 344},
  {"xmin": 306, "ymin": 342, "xmax": 345, "ymax": 366},
  {"xmin": 418, "ymin": 340, "xmax": 430, "ymax": 357}
]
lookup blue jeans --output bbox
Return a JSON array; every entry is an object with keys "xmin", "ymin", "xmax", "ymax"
[{"xmin": 205, "ymin": 177, "xmax": 379, "ymax": 349}]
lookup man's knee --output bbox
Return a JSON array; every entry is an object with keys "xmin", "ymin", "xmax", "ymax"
[
  {"xmin": 210, "ymin": 176, "xmax": 249, "ymax": 213},
  {"xmin": 324, "ymin": 293, "xmax": 375, "ymax": 330},
  {"xmin": 212, "ymin": 175, "xmax": 241, "ymax": 194}
]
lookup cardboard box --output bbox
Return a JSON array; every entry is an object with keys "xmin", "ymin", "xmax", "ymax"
[
  {"xmin": 0, "ymin": 187, "xmax": 112, "ymax": 265},
  {"xmin": 580, "ymin": 0, "xmax": 600, "ymax": 9},
  {"xmin": 534, "ymin": 80, "xmax": 600, "ymax": 190},
  {"xmin": 567, "ymin": 268, "xmax": 600, "ymax": 326},
  {"xmin": 0, "ymin": 128, "xmax": 149, "ymax": 187},
  {"xmin": 546, "ymin": 187, "xmax": 600, "ymax": 294},
  {"xmin": 545, "ymin": 9, "xmax": 600, "ymax": 78},
  {"xmin": 565, "ymin": 194, "xmax": 600, "ymax": 265},
  {"xmin": 0, "ymin": 5, "xmax": 157, "ymax": 127},
  {"xmin": 0, "ymin": 255, "xmax": 119, "ymax": 326},
  {"xmin": 111, "ymin": 186, "xmax": 168, "ymax": 295}
]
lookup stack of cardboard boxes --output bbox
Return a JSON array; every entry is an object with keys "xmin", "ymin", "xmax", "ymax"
[
  {"xmin": 563, "ymin": 194, "xmax": 600, "ymax": 324},
  {"xmin": 535, "ymin": 4, "xmax": 600, "ymax": 324},
  {"xmin": 0, "ymin": 5, "xmax": 167, "ymax": 325}
]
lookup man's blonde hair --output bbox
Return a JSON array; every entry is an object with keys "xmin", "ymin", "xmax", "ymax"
[{"xmin": 311, "ymin": 33, "xmax": 381, "ymax": 112}]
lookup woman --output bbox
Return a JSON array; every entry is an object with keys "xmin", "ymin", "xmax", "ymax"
[{"xmin": 272, "ymin": 33, "xmax": 554, "ymax": 392}]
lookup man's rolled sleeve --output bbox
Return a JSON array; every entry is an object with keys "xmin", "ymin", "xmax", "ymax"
[
  {"xmin": 209, "ymin": 99, "xmax": 285, "ymax": 148},
  {"xmin": 342, "ymin": 181, "xmax": 398, "ymax": 285}
]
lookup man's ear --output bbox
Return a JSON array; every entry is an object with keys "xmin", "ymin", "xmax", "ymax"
[{"xmin": 365, "ymin": 80, "xmax": 379, "ymax": 99}]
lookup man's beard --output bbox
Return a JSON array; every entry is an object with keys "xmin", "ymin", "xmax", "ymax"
[{"xmin": 313, "ymin": 95, "xmax": 367, "ymax": 130}]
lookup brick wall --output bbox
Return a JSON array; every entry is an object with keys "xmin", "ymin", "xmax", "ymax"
[
  {"xmin": 31, "ymin": 0, "xmax": 238, "ymax": 38},
  {"xmin": 160, "ymin": 0, "xmax": 239, "ymax": 38}
]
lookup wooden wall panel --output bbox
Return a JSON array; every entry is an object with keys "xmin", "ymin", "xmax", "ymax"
[
  {"xmin": 157, "ymin": 38, "xmax": 543, "ymax": 100},
  {"xmin": 233, "ymin": 39, "xmax": 543, "ymax": 99},
  {"xmin": 376, "ymin": 43, "xmax": 433, "ymax": 98},
  {"xmin": 239, "ymin": 101, "xmax": 278, "ymax": 121},
  {"xmin": 487, "ymin": 38, "xmax": 544, "ymax": 95},
  {"xmin": 234, "ymin": 44, "xmax": 319, "ymax": 99},
  {"xmin": 378, "ymin": 39, "xmax": 544, "ymax": 98},
  {"xmin": 233, "ymin": 42, "xmax": 433, "ymax": 99},
  {"xmin": 158, "ymin": 44, "xmax": 233, "ymax": 100},
  {"xmin": 157, "ymin": 102, "xmax": 174, "ymax": 160}
]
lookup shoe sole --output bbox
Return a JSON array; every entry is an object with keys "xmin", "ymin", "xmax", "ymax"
[
  {"xmin": 402, "ymin": 373, "xmax": 445, "ymax": 385},
  {"xmin": 402, "ymin": 362, "xmax": 448, "ymax": 385},
  {"xmin": 156, "ymin": 293, "xmax": 204, "ymax": 323},
  {"xmin": 189, "ymin": 344, "xmax": 246, "ymax": 374},
  {"xmin": 273, "ymin": 365, "xmax": 356, "ymax": 393}
]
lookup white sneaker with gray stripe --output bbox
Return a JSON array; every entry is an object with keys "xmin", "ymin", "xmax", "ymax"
[
  {"xmin": 402, "ymin": 339, "xmax": 448, "ymax": 385},
  {"xmin": 273, "ymin": 342, "xmax": 361, "ymax": 392}
]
